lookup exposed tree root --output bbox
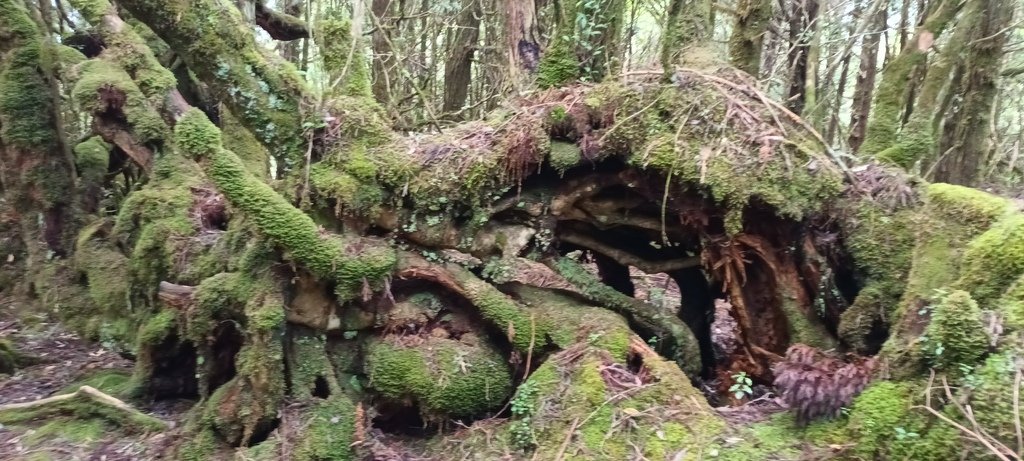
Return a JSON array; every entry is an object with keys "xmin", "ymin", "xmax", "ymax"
[{"xmin": 0, "ymin": 385, "xmax": 168, "ymax": 432}]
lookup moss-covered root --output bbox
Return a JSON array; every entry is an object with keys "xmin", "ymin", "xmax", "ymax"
[
  {"xmin": 0, "ymin": 385, "xmax": 167, "ymax": 433},
  {"xmin": 441, "ymin": 339, "xmax": 724, "ymax": 459},
  {"xmin": 174, "ymin": 108, "xmax": 396, "ymax": 300},
  {"xmin": 552, "ymin": 257, "xmax": 702, "ymax": 376}
]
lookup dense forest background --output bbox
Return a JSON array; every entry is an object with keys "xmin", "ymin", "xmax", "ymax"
[{"xmin": 1, "ymin": 0, "xmax": 1024, "ymax": 459}]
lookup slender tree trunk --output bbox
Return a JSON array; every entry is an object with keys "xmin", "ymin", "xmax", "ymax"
[
  {"xmin": 848, "ymin": 7, "xmax": 886, "ymax": 153},
  {"xmin": 442, "ymin": 0, "xmax": 482, "ymax": 119},
  {"xmin": 785, "ymin": 0, "xmax": 819, "ymax": 115},
  {"xmin": 371, "ymin": 0, "xmax": 401, "ymax": 109},
  {"xmin": 729, "ymin": 0, "xmax": 773, "ymax": 76},
  {"xmin": 537, "ymin": 0, "xmax": 625, "ymax": 87},
  {"xmin": 859, "ymin": 0, "xmax": 959, "ymax": 156}
]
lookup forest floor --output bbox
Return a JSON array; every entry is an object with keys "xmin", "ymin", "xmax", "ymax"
[{"xmin": 0, "ymin": 296, "xmax": 190, "ymax": 460}]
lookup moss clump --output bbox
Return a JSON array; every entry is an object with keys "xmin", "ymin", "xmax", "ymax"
[
  {"xmin": 536, "ymin": 40, "xmax": 579, "ymax": 88},
  {"xmin": 0, "ymin": 339, "xmax": 26, "ymax": 374},
  {"xmin": 846, "ymin": 381, "xmax": 912, "ymax": 458},
  {"xmin": 118, "ymin": 0, "xmax": 309, "ymax": 163},
  {"xmin": 366, "ymin": 335, "xmax": 512, "ymax": 418},
  {"xmin": 548, "ymin": 140, "xmax": 581, "ymax": 174},
  {"xmin": 220, "ymin": 108, "xmax": 269, "ymax": 177},
  {"xmin": 998, "ymin": 275, "xmax": 1024, "ymax": 330},
  {"xmin": 506, "ymin": 347, "xmax": 722, "ymax": 460},
  {"xmin": 59, "ymin": 370, "xmax": 134, "ymax": 397},
  {"xmin": 926, "ymin": 183, "xmax": 1009, "ymax": 231},
  {"xmin": 74, "ymin": 137, "xmax": 110, "ymax": 184},
  {"xmin": 956, "ymin": 214, "xmax": 1024, "ymax": 306},
  {"xmin": 838, "ymin": 284, "xmax": 887, "ymax": 352},
  {"xmin": 317, "ymin": 11, "xmax": 372, "ymax": 98},
  {"xmin": 72, "ymin": 60, "xmax": 168, "ymax": 143},
  {"xmin": 922, "ymin": 290, "xmax": 988, "ymax": 371},
  {"xmin": 176, "ymin": 109, "xmax": 396, "ymax": 299},
  {"xmin": 293, "ymin": 396, "xmax": 358, "ymax": 461},
  {"xmin": 0, "ymin": 43, "xmax": 56, "ymax": 151},
  {"xmin": 0, "ymin": 388, "xmax": 166, "ymax": 433},
  {"xmin": 70, "ymin": 0, "xmax": 178, "ymax": 104},
  {"xmin": 137, "ymin": 309, "xmax": 177, "ymax": 347},
  {"xmin": 609, "ymin": 83, "xmax": 843, "ymax": 225},
  {"xmin": 72, "ymin": 220, "xmax": 132, "ymax": 342},
  {"xmin": 716, "ymin": 414, "xmax": 804, "ymax": 460},
  {"xmin": 965, "ymin": 352, "xmax": 1022, "ymax": 452}
]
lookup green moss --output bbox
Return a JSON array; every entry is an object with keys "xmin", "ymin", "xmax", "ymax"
[
  {"xmin": 536, "ymin": 40, "xmax": 579, "ymax": 88},
  {"xmin": 927, "ymin": 183, "xmax": 1009, "ymax": 230},
  {"xmin": 221, "ymin": 108, "xmax": 269, "ymax": 177},
  {"xmin": 137, "ymin": 309, "xmax": 177, "ymax": 346},
  {"xmin": 74, "ymin": 137, "xmax": 110, "ymax": 184},
  {"xmin": 118, "ymin": 0, "xmax": 309, "ymax": 163},
  {"xmin": 0, "ymin": 44, "xmax": 55, "ymax": 151},
  {"xmin": 58, "ymin": 370, "xmax": 134, "ymax": 397},
  {"xmin": 69, "ymin": 0, "xmax": 177, "ymax": 103},
  {"xmin": 549, "ymin": 140, "xmax": 581, "ymax": 173},
  {"xmin": 177, "ymin": 427, "xmax": 219, "ymax": 461},
  {"xmin": 176, "ymin": 109, "xmax": 396, "ymax": 299},
  {"xmin": 846, "ymin": 381, "xmax": 912, "ymax": 458},
  {"xmin": 0, "ymin": 339, "xmax": 25, "ymax": 374},
  {"xmin": 317, "ymin": 11, "xmax": 372, "ymax": 98},
  {"xmin": 716, "ymin": 414, "xmax": 804, "ymax": 460},
  {"xmin": 293, "ymin": 396, "xmax": 358, "ymax": 461},
  {"xmin": 366, "ymin": 335, "xmax": 512, "ymax": 418},
  {"xmin": 838, "ymin": 284, "xmax": 886, "ymax": 352},
  {"xmin": 72, "ymin": 60, "xmax": 168, "ymax": 144},
  {"xmin": 523, "ymin": 348, "xmax": 721, "ymax": 459},
  {"xmin": 22, "ymin": 418, "xmax": 107, "ymax": 447},
  {"xmin": 999, "ymin": 275, "xmax": 1024, "ymax": 330},
  {"xmin": 0, "ymin": 387, "xmax": 166, "ymax": 433},
  {"xmin": 553, "ymin": 257, "xmax": 701, "ymax": 374},
  {"xmin": 611, "ymin": 84, "xmax": 843, "ymax": 223},
  {"xmin": 289, "ymin": 331, "xmax": 340, "ymax": 400},
  {"xmin": 956, "ymin": 214, "xmax": 1024, "ymax": 306},
  {"xmin": 965, "ymin": 352, "xmax": 1021, "ymax": 452},
  {"xmin": 922, "ymin": 290, "xmax": 988, "ymax": 371}
]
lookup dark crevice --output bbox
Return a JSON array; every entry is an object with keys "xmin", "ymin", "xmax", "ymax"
[
  {"xmin": 148, "ymin": 335, "xmax": 200, "ymax": 399},
  {"xmin": 670, "ymin": 267, "xmax": 716, "ymax": 378},
  {"xmin": 372, "ymin": 402, "xmax": 429, "ymax": 437},
  {"xmin": 312, "ymin": 375, "xmax": 331, "ymax": 399},
  {"xmin": 207, "ymin": 323, "xmax": 242, "ymax": 391}
]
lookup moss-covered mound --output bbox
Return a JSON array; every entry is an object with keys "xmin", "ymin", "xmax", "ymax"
[{"xmin": 366, "ymin": 335, "xmax": 512, "ymax": 419}]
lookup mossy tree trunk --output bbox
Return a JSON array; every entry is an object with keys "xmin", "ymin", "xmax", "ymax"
[
  {"xmin": 728, "ymin": 0, "xmax": 773, "ymax": 76},
  {"xmin": 858, "ymin": 0, "xmax": 960, "ymax": 158},
  {"xmin": 930, "ymin": 0, "xmax": 1015, "ymax": 185},
  {"xmin": 536, "ymin": 0, "xmax": 626, "ymax": 87}
]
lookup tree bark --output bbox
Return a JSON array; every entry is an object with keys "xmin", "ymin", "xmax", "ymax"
[
  {"xmin": 785, "ymin": 0, "xmax": 819, "ymax": 115},
  {"xmin": 931, "ymin": 0, "xmax": 1015, "ymax": 185},
  {"xmin": 728, "ymin": 0, "xmax": 773, "ymax": 76},
  {"xmin": 442, "ymin": 0, "xmax": 482, "ymax": 119},
  {"xmin": 848, "ymin": 7, "xmax": 886, "ymax": 153}
]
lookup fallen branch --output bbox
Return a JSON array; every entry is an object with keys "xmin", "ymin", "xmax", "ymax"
[{"xmin": 0, "ymin": 385, "xmax": 168, "ymax": 431}]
